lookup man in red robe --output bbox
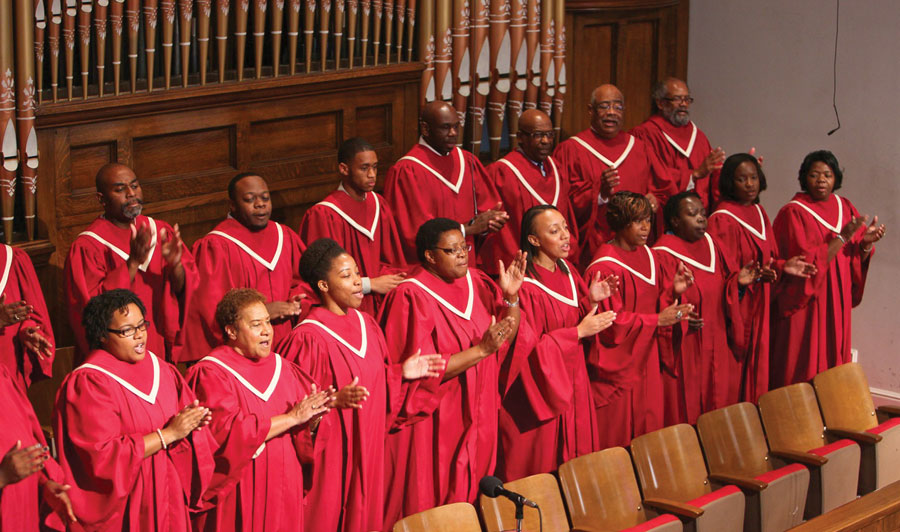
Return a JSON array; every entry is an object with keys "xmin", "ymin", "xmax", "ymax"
[
  {"xmin": 384, "ymin": 101, "xmax": 508, "ymax": 265},
  {"xmin": 0, "ymin": 244, "xmax": 54, "ymax": 391},
  {"xmin": 631, "ymin": 78, "xmax": 726, "ymax": 210},
  {"xmin": 480, "ymin": 110, "xmax": 580, "ymax": 275},
  {"xmin": 181, "ymin": 173, "xmax": 311, "ymax": 362},
  {"xmin": 64, "ymin": 163, "xmax": 197, "ymax": 363},
  {"xmin": 554, "ymin": 84, "xmax": 667, "ymax": 263},
  {"xmin": 299, "ymin": 137, "xmax": 408, "ymax": 317}
]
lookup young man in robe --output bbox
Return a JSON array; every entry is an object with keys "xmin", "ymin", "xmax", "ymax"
[
  {"xmin": 64, "ymin": 163, "xmax": 197, "ymax": 363},
  {"xmin": 181, "ymin": 172, "xmax": 311, "ymax": 362},
  {"xmin": 631, "ymin": 78, "xmax": 726, "ymax": 210},
  {"xmin": 554, "ymin": 84, "xmax": 667, "ymax": 262},
  {"xmin": 0, "ymin": 244, "xmax": 54, "ymax": 391},
  {"xmin": 384, "ymin": 101, "xmax": 508, "ymax": 265},
  {"xmin": 299, "ymin": 138, "xmax": 408, "ymax": 317},
  {"xmin": 480, "ymin": 110, "xmax": 580, "ymax": 275}
]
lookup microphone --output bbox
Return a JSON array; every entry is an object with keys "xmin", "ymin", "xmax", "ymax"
[{"xmin": 479, "ymin": 475, "xmax": 539, "ymax": 508}]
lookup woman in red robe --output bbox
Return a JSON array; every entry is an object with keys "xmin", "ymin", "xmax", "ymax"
[
  {"xmin": 497, "ymin": 205, "xmax": 616, "ymax": 481},
  {"xmin": 771, "ymin": 150, "xmax": 885, "ymax": 387},
  {"xmin": 378, "ymin": 218, "xmax": 528, "ymax": 528},
  {"xmin": 0, "ymin": 365, "xmax": 75, "ymax": 530},
  {"xmin": 707, "ymin": 154, "xmax": 815, "ymax": 400},
  {"xmin": 653, "ymin": 191, "xmax": 756, "ymax": 424},
  {"xmin": 53, "ymin": 289, "xmax": 216, "ymax": 532},
  {"xmin": 277, "ymin": 238, "xmax": 446, "ymax": 532},
  {"xmin": 584, "ymin": 192, "xmax": 694, "ymax": 447},
  {"xmin": 187, "ymin": 288, "xmax": 334, "ymax": 532}
]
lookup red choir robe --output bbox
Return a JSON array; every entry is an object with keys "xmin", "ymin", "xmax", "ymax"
[
  {"xmin": 383, "ymin": 140, "xmax": 499, "ymax": 264},
  {"xmin": 187, "ymin": 346, "xmax": 323, "ymax": 532},
  {"xmin": 277, "ymin": 306, "xmax": 403, "ymax": 532},
  {"xmin": 708, "ymin": 201, "xmax": 781, "ymax": 401},
  {"xmin": 0, "ymin": 244, "xmax": 55, "ymax": 391},
  {"xmin": 299, "ymin": 186, "xmax": 408, "ymax": 316},
  {"xmin": 497, "ymin": 261, "xmax": 598, "ymax": 481},
  {"xmin": 771, "ymin": 193, "xmax": 871, "ymax": 387},
  {"xmin": 378, "ymin": 266, "xmax": 524, "ymax": 527},
  {"xmin": 0, "ymin": 365, "xmax": 66, "ymax": 531},
  {"xmin": 584, "ymin": 243, "xmax": 666, "ymax": 447},
  {"xmin": 480, "ymin": 151, "xmax": 580, "ymax": 275},
  {"xmin": 53, "ymin": 350, "xmax": 217, "ymax": 532},
  {"xmin": 64, "ymin": 215, "xmax": 198, "ymax": 363},
  {"xmin": 631, "ymin": 115, "xmax": 720, "ymax": 210},
  {"xmin": 652, "ymin": 233, "xmax": 744, "ymax": 424},
  {"xmin": 181, "ymin": 217, "xmax": 310, "ymax": 362},
  {"xmin": 554, "ymin": 129, "xmax": 666, "ymax": 261}
]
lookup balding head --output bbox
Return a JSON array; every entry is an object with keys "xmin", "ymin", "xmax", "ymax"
[
  {"xmin": 588, "ymin": 84, "xmax": 625, "ymax": 139},
  {"xmin": 95, "ymin": 163, "xmax": 143, "ymax": 225},
  {"xmin": 420, "ymin": 101, "xmax": 460, "ymax": 155},
  {"xmin": 517, "ymin": 110, "xmax": 554, "ymax": 162},
  {"xmin": 652, "ymin": 77, "xmax": 692, "ymax": 126}
]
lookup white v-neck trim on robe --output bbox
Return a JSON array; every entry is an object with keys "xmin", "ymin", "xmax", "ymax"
[
  {"xmin": 523, "ymin": 266, "xmax": 579, "ymax": 307},
  {"xmin": 316, "ymin": 193, "xmax": 381, "ymax": 241},
  {"xmin": 0, "ymin": 245, "xmax": 12, "ymax": 296},
  {"xmin": 399, "ymin": 147, "xmax": 466, "ymax": 194},
  {"xmin": 653, "ymin": 233, "xmax": 717, "ymax": 273},
  {"xmin": 499, "ymin": 156, "xmax": 561, "ymax": 206},
  {"xmin": 710, "ymin": 204, "xmax": 767, "ymax": 240},
  {"xmin": 588, "ymin": 245, "xmax": 657, "ymax": 285},
  {"xmin": 401, "ymin": 271, "xmax": 475, "ymax": 320},
  {"xmin": 209, "ymin": 222, "xmax": 284, "ymax": 271},
  {"xmin": 299, "ymin": 309, "xmax": 368, "ymax": 359},
  {"xmin": 76, "ymin": 351, "xmax": 161, "ymax": 405},
  {"xmin": 788, "ymin": 194, "xmax": 844, "ymax": 234},
  {"xmin": 79, "ymin": 217, "xmax": 158, "ymax": 273},
  {"xmin": 571, "ymin": 134, "xmax": 635, "ymax": 169},
  {"xmin": 199, "ymin": 353, "xmax": 283, "ymax": 401},
  {"xmin": 660, "ymin": 121, "xmax": 698, "ymax": 158}
]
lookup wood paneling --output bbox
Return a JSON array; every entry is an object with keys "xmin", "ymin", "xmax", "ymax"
[
  {"xmin": 562, "ymin": 0, "xmax": 689, "ymax": 138},
  {"xmin": 32, "ymin": 62, "xmax": 423, "ymax": 349}
]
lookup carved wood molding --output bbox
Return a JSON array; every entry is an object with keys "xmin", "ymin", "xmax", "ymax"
[{"xmin": 566, "ymin": 0, "xmax": 681, "ymax": 12}]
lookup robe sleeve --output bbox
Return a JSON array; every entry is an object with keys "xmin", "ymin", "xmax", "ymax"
[
  {"xmin": 630, "ymin": 124, "xmax": 688, "ymax": 204},
  {"xmin": 653, "ymin": 251, "xmax": 685, "ymax": 375},
  {"xmin": 181, "ymin": 238, "xmax": 240, "ymax": 361},
  {"xmin": 715, "ymin": 239, "xmax": 749, "ymax": 361},
  {"xmin": 384, "ymin": 164, "xmax": 440, "ymax": 263},
  {"xmin": 169, "ymin": 369, "xmax": 217, "ymax": 512},
  {"xmin": 469, "ymin": 154, "xmax": 501, "ymax": 214},
  {"xmin": 9, "ymin": 248, "xmax": 55, "ymax": 384},
  {"xmin": 553, "ymin": 140, "xmax": 595, "ymax": 229},
  {"xmin": 773, "ymin": 204, "xmax": 836, "ymax": 316},
  {"xmin": 157, "ymin": 221, "xmax": 199, "ymax": 351}
]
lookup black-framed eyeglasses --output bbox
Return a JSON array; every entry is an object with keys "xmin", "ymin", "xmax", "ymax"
[
  {"xmin": 519, "ymin": 130, "xmax": 555, "ymax": 141},
  {"xmin": 661, "ymin": 96, "xmax": 694, "ymax": 104},
  {"xmin": 107, "ymin": 320, "xmax": 151, "ymax": 338},
  {"xmin": 592, "ymin": 101, "xmax": 625, "ymax": 111},
  {"xmin": 434, "ymin": 245, "xmax": 472, "ymax": 257}
]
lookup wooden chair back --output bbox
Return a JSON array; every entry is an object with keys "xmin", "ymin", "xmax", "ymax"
[
  {"xmin": 392, "ymin": 502, "xmax": 482, "ymax": 532},
  {"xmin": 630, "ymin": 424, "xmax": 711, "ymax": 503},
  {"xmin": 559, "ymin": 447, "xmax": 652, "ymax": 531},
  {"xmin": 479, "ymin": 473, "xmax": 570, "ymax": 532},
  {"xmin": 758, "ymin": 383, "xmax": 826, "ymax": 453},
  {"xmin": 697, "ymin": 402, "xmax": 772, "ymax": 478},
  {"xmin": 813, "ymin": 362, "xmax": 879, "ymax": 432}
]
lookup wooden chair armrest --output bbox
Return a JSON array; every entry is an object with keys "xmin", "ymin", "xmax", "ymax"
[
  {"xmin": 643, "ymin": 497, "xmax": 704, "ymax": 519},
  {"xmin": 877, "ymin": 405, "xmax": 900, "ymax": 417},
  {"xmin": 571, "ymin": 527, "xmax": 601, "ymax": 532},
  {"xmin": 769, "ymin": 449, "xmax": 828, "ymax": 467},
  {"xmin": 825, "ymin": 427, "xmax": 883, "ymax": 444},
  {"xmin": 708, "ymin": 473, "xmax": 768, "ymax": 492}
]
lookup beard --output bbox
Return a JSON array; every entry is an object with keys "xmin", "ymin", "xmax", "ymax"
[
  {"xmin": 122, "ymin": 201, "xmax": 143, "ymax": 220},
  {"xmin": 663, "ymin": 107, "xmax": 691, "ymax": 127}
]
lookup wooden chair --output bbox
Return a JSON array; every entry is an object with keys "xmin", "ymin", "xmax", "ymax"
[
  {"xmin": 697, "ymin": 402, "xmax": 809, "ymax": 532},
  {"xmin": 479, "ymin": 473, "xmax": 572, "ymax": 532},
  {"xmin": 813, "ymin": 362, "xmax": 900, "ymax": 494},
  {"xmin": 392, "ymin": 502, "xmax": 482, "ymax": 532},
  {"xmin": 630, "ymin": 424, "xmax": 745, "ymax": 532},
  {"xmin": 757, "ymin": 383, "xmax": 860, "ymax": 517},
  {"xmin": 558, "ymin": 447, "xmax": 683, "ymax": 532}
]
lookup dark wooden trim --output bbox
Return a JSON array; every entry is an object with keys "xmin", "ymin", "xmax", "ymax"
[{"xmin": 566, "ymin": 0, "xmax": 680, "ymax": 11}]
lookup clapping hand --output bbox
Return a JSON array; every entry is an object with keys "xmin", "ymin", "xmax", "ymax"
[
  {"xmin": 333, "ymin": 377, "xmax": 370, "ymax": 409},
  {"xmin": 783, "ymin": 256, "xmax": 817, "ymax": 278},
  {"xmin": 401, "ymin": 349, "xmax": 447, "ymax": 380},
  {"xmin": 587, "ymin": 271, "xmax": 618, "ymax": 305}
]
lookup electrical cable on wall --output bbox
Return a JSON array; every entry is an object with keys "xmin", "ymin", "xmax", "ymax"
[{"xmin": 827, "ymin": 0, "xmax": 841, "ymax": 135}]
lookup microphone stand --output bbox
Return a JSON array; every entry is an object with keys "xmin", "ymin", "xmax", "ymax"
[{"xmin": 514, "ymin": 498, "xmax": 525, "ymax": 532}]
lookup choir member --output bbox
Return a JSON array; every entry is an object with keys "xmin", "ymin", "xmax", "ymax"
[
  {"xmin": 631, "ymin": 78, "xmax": 725, "ymax": 210},
  {"xmin": 53, "ymin": 289, "xmax": 216, "ymax": 531},
  {"xmin": 182, "ymin": 172, "xmax": 311, "ymax": 362},
  {"xmin": 299, "ymin": 138, "xmax": 408, "ymax": 317},
  {"xmin": 187, "ymin": 288, "xmax": 335, "ymax": 532},
  {"xmin": 584, "ymin": 192, "xmax": 694, "ymax": 447},
  {"xmin": 378, "ymin": 218, "xmax": 527, "ymax": 526},
  {"xmin": 707, "ymin": 154, "xmax": 815, "ymax": 400},
  {"xmin": 384, "ymin": 101, "xmax": 508, "ymax": 264},
  {"xmin": 0, "ymin": 365, "xmax": 76, "ymax": 529},
  {"xmin": 277, "ymin": 238, "xmax": 445, "ymax": 532},
  {"xmin": 64, "ymin": 163, "xmax": 197, "ymax": 363},
  {"xmin": 497, "ymin": 205, "xmax": 617, "ymax": 481},
  {"xmin": 653, "ymin": 191, "xmax": 756, "ymax": 423},
  {"xmin": 553, "ymin": 84, "xmax": 666, "ymax": 262},
  {"xmin": 0, "ymin": 243, "xmax": 55, "ymax": 391},
  {"xmin": 771, "ymin": 150, "xmax": 885, "ymax": 387},
  {"xmin": 480, "ymin": 110, "xmax": 581, "ymax": 275}
]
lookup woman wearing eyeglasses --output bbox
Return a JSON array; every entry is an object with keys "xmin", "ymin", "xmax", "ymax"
[
  {"xmin": 378, "ymin": 218, "xmax": 527, "ymax": 528},
  {"xmin": 53, "ymin": 289, "xmax": 217, "ymax": 531}
]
